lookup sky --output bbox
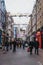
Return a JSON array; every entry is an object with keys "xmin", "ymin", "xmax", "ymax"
[{"xmin": 5, "ymin": 0, "xmax": 36, "ymax": 25}]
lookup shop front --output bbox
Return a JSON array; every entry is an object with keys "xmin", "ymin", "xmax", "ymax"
[
  {"xmin": 36, "ymin": 31, "xmax": 42, "ymax": 48},
  {"xmin": 36, "ymin": 30, "xmax": 43, "ymax": 48},
  {"xmin": 35, "ymin": 26, "xmax": 43, "ymax": 48}
]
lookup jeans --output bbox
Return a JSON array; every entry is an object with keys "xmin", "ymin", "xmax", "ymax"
[{"xmin": 35, "ymin": 48, "xmax": 39, "ymax": 55}]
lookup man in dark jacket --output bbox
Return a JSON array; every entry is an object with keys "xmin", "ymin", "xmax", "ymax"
[
  {"xmin": 12, "ymin": 39, "xmax": 16, "ymax": 52},
  {"xmin": 29, "ymin": 41, "xmax": 33, "ymax": 55},
  {"xmin": 34, "ymin": 39, "xmax": 39, "ymax": 55}
]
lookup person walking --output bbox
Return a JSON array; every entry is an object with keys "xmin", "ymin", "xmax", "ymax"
[
  {"xmin": 12, "ymin": 38, "xmax": 16, "ymax": 52},
  {"xmin": 29, "ymin": 41, "xmax": 33, "ymax": 55},
  {"xmin": 34, "ymin": 39, "xmax": 39, "ymax": 55}
]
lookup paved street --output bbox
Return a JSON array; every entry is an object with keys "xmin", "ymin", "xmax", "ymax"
[{"xmin": 0, "ymin": 48, "xmax": 43, "ymax": 65}]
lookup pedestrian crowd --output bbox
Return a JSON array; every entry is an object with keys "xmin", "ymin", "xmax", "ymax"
[
  {"xmin": 1, "ymin": 31, "xmax": 39, "ymax": 55},
  {"xmin": 28, "ymin": 38, "xmax": 39, "ymax": 55},
  {"xmin": 2, "ymin": 32, "xmax": 22, "ymax": 53}
]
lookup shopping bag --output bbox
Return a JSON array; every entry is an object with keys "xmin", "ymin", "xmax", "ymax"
[{"xmin": 27, "ymin": 47, "xmax": 30, "ymax": 52}]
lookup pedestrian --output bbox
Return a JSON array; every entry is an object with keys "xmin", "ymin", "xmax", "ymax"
[
  {"xmin": 34, "ymin": 39, "xmax": 39, "ymax": 55},
  {"xmin": 10, "ymin": 40, "xmax": 12, "ymax": 50},
  {"xmin": 29, "ymin": 41, "xmax": 33, "ymax": 55},
  {"xmin": 12, "ymin": 38, "xmax": 16, "ymax": 52}
]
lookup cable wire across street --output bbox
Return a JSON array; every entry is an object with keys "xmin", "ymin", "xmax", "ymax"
[{"xmin": 9, "ymin": 13, "xmax": 32, "ymax": 17}]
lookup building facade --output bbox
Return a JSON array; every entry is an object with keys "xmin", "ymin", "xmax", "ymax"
[
  {"xmin": 5, "ymin": 12, "xmax": 14, "ymax": 42},
  {"xmin": 36, "ymin": 0, "xmax": 43, "ymax": 48},
  {"xmin": 0, "ymin": 0, "xmax": 6, "ymax": 47},
  {"xmin": 37, "ymin": 0, "xmax": 43, "ymax": 30},
  {"xmin": 1, "ymin": 0, "xmax": 6, "ymax": 31},
  {"xmin": 26, "ymin": 18, "xmax": 32, "ymax": 42},
  {"xmin": 31, "ymin": 4, "xmax": 37, "ymax": 41},
  {"xmin": 27, "ymin": 0, "xmax": 43, "ymax": 48}
]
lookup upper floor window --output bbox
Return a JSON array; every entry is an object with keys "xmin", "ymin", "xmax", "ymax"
[{"xmin": 37, "ymin": 0, "xmax": 40, "ymax": 4}]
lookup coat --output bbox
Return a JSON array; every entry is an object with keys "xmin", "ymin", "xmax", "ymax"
[
  {"xmin": 29, "ymin": 41, "xmax": 33, "ymax": 49},
  {"xmin": 34, "ymin": 41, "xmax": 39, "ymax": 49}
]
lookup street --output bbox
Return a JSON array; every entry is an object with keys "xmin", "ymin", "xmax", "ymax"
[
  {"xmin": 0, "ymin": 48, "xmax": 43, "ymax": 65},
  {"xmin": 0, "ymin": 0, "xmax": 43, "ymax": 65}
]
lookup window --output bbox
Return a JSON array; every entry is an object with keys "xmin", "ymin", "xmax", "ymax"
[
  {"xmin": 40, "ymin": 16, "xmax": 41, "ymax": 18},
  {"xmin": 37, "ymin": 0, "xmax": 40, "ymax": 3},
  {"xmin": 40, "ymin": 21, "xmax": 41, "ymax": 23},
  {"xmin": 40, "ymin": 8, "xmax": 41, "ymax": 10},
  {"xmin": 32, "ymin": 26, "xmax": 36, "ymax": 32},
  {"xmin": 40, "ymin": 2, "xmax": 41, "ymax": 6}
]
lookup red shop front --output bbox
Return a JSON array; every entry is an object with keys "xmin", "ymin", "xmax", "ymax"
[{"xmin": 36, "ymin": 31, "xmax": 42, "ymax": 48}]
